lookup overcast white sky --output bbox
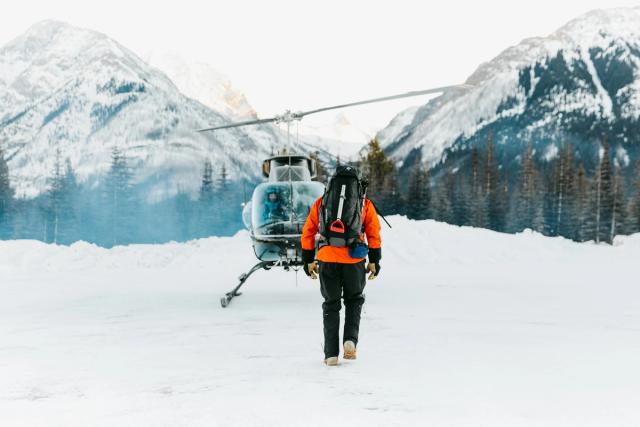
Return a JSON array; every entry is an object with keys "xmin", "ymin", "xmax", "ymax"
[{"xmin": 2, "ymin": 0, "xmax": 639, "ymax": 135}]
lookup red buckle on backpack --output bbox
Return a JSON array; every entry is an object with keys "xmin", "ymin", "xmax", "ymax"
[{"xmin": 329, "ymin": 219, "xmax": 345, "ymax": 233}]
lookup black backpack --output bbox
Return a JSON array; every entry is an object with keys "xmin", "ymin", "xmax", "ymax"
[{"xmin": 318, "ymin": 165, "xmax": 366, "ymax": 247}]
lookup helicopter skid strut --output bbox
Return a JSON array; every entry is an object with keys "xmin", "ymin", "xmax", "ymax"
[{"xmin": 221, "ymin": 261, "xmax": 275, "ymax": 308}]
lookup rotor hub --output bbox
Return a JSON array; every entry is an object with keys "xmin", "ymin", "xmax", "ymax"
[{"xmin": 273, "ymin": 110, "xmax": 303, "ymax": 125}]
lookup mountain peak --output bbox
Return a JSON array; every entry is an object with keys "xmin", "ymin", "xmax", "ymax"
[
  {"xmin": 559, "ymin": 7, "xmax": 640, "ymax": 36},
  {"xmin": 0, "ymin": 18, "xmax": 177, "ymax": 108},
  {"xmin": 26, "ymin": 19, "xmax": 75, "ymax": 33},
  {"xmin": 13, "ymin": 19, "xmax": 110, "ymax": 51},
  {"xmin": 547, "ymin": 7, "xmax": 640, "ymax": 52},
  {"xmin": 145, "ymin": 51, "xmax": 258, "ymax": 120},
  {"xmin": 378, "ymin": 7, "xmax": 640, "ymax": 170}
]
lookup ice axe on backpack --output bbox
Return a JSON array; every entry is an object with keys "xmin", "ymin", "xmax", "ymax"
[{"xmin": 329, "ymin": 184, "xmax": 348, "ymax": 234}]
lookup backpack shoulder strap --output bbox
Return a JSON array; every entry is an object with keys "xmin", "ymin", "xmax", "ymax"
[{"xmin": 318, "ymin": 188, "xmax": 328, "ymax": 235}]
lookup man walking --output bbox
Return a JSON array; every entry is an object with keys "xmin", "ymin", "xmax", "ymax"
[{"xmin": 301, "ymin": 165, "xmax": 381, "ymax": 366}]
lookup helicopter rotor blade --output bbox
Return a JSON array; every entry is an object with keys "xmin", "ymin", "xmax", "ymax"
[
  {"xmin": 298, "ymin": 84, "xmax": 474, "ymax": 118},
  {"xmin": 197, "ymin": 117, "xmax": 278, "ymax": 133},
  {"xmin": 197, "ymin": 84, "xmax": 474, "ymax": 132}
]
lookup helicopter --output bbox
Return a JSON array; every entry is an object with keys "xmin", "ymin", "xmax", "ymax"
[{"xmin": 198, "ymin": 84, "xmax": 473, "ymax": 307}]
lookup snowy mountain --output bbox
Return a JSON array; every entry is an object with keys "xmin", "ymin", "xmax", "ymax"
[
  {"xmin": 143, "ymin": 51, "xmax": 351, "ymax": 161},
  {"xmin": 144, "ymin": 51, "xmax": 257, "ymax": 121},
  {"xmin": 0, "ymin": 21, "xmax": 286, "ymax": 200},
  {"xmin": 378, "ymin": 7, "xmax": 640, "ymax": 175},
  {"xmin": 145, "ymin": 51, "xmax": 371, "ymax": 160},
  {"xmin": 297, "ymin": 112, "xmax": 372, "ymax": 159},
  {"xmin": 145, "ymin": 51, "xmax": 372, "ymax": 160}
]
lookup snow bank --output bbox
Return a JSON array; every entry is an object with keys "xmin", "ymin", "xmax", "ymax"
[
  {"xmin": 0, "ymin": 232, "xmax": 251, "ymax": 274},
  {"xmin": 2, "ymin": 216, "xmax": 637, "ymax": 274}
]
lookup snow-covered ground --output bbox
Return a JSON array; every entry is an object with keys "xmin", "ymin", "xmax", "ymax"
[{"xmin": 1, "ymin": 217, "xmax": 639, "ymax": 426}]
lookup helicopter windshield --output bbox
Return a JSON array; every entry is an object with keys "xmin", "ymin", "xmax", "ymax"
[{"xmin": 252, "ymin": 181, "xmax": 325, "ymax": 233}]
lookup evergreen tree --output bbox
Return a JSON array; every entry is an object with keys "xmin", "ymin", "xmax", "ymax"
[
  {"xmin": 559, "ymin": 146, "xmax": 577, "ymax": 238},
  {"xmin": 217, "ymin": 163, "xmax": 229, "ymax": 193},
  {"xmin": 361, "ymin": 138, "xmax": 399, "ymax": 214},
  {"xmin": 45, "ymin": 154, "xmax": 79, "ymax": 244},
  {"xmin": 103, "ymin": 147, "xmax": 135, "ymax": 246},
  {"xmin": 452, "ymin": 172, "xmax": 469, "ymax": 226},
  {"xmin": 198, "ymin": 159, "xmax": 215, "ymax": 236},
  {"xmin": 432, "ymin": 168, "xmax": 454, "ymax": 224},
  {"xmin": 406, "ymin": 161, "xmax": 431, "ymax": 220},
  {"xmin": 493, "ymin": 176, "xmax": 509, "ymax": 232},
  {"xmin": 63, "ymin": 159, "xmax": 78, "ymax": 192},
  {"xmin": 594, "ymin": 137, "xmax": 613, "ymax": 243},
  {"xmin": 515, "ymin": 143, "xmax": 544, "ymax": 232},
  {"xmin": 216, "ymin": 163, "xmax": 232, "ymax": 233},
  {"xmin": 362, "ymin": 139, "xmax": 393, "ymax": 192},
  {"xmin": 541, "ymin": 161, "xmax": 555, "ymax": 235},
  {"xmin": 59, "ymin": 159, "xmax": 79, "ymax": 243},
  {"xmin": 310, "ymin": 151, "xmax": 329, "ymax": 183},
  {"xmin": 610, "ymin": 164, "xmax": 626, "ymax": 242},
  {"xmin": 199, "ymin": 159, "xmax": 214, "ymax": 202},
  {"xmin": 468, "ymin": 147, "xmax": 488, "ymax": 227},
  {"xmin": 629, "ymin": 161, "xmax": 640, "ymax": 235},
  {"xmin": 574, "ymin": 163, "xmax": 593, "ymax": 241},
  {"xmin": 0, "ymin": 144, "xmax": 14, "ymax": 238},
  {"xmin": 548, "ymin": 144, "xmax": 576, "ymax": 237},
  {"xmin": 484, "ymin": 133, "xmax": 503, "ymax": 230},
  {"xmin": 46, "ymin": 149, "xmax": 65, "ymax": 243},
  {"xmin": 380, "ymin": 170, "xmax": 403, "ymax": 215}
]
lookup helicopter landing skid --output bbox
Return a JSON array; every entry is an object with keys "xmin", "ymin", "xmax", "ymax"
[{"xmin": 221, "ymin": 261, "xmax": 275, "ymax": 308}]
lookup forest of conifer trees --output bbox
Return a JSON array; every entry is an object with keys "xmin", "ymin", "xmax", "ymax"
[
  {"xmin": 0, "ymin": 145, "xmax": 247, "ymax": 246},
  {"xmin": 357, "ymin": 137, "xmax": 640, "ymax": 244},
  {"xmin": 2, "ymin": 137, "xmax": 640, "ymax": 246}
]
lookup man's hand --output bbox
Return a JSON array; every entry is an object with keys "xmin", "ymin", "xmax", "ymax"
[
  {"xmin": 304, "ymin": 262, "xmax": 319, "ymax": 279},
  {"xmin": 367, "ymin": 262, "xmax": 380, "ymax": 280}
]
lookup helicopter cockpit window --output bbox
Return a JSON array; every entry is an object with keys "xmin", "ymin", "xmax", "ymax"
[
  {"xmin": 259, "ymin": 186, "xmax": 291, "ymax": 226},
  {"xmin": 252, "ymin": 182, "xmax": 325, "ymax": 233}
]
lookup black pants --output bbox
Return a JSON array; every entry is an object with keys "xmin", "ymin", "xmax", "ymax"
[{"xmin": 319, "ymin": 261, "xmax": 366, "ymax": 358}]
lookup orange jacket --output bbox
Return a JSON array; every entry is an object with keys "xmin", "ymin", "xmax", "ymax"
[{"xmin": 301, "ymin": 197, "xmax": 381, "ymax": 264}]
